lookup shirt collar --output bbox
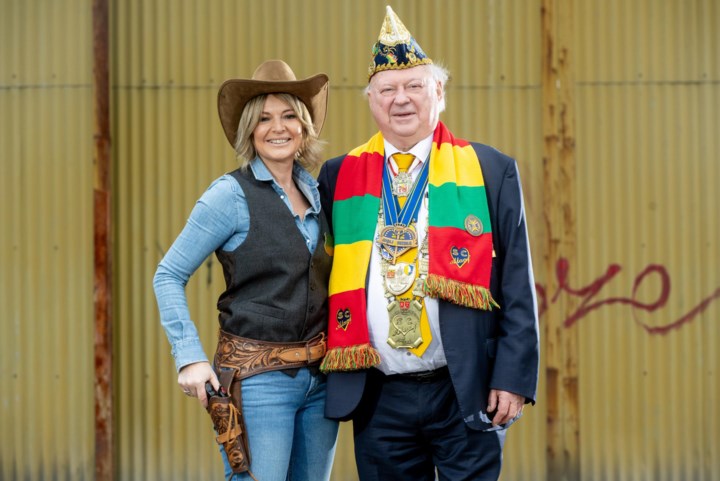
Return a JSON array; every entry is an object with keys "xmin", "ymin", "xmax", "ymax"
[
  {"xmin": 249, "ymin": 156, "xmax": 274, "ymax": 181},
  {"xmin": 248, "ymin": 157, "xmax": 321, "ymax": 214},
  {"xmin": 383, "ymin": 134, "xmax": 434, "ymax": 171}
]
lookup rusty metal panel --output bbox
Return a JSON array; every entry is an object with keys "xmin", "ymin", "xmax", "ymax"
[
  {"xmin": 571, "ymin": 0, "xmax": 720, "ymax": 480},
  {"xmin": 0, "ymin": 1, "xmax": 95, "ymax": 480},
  {"xmin": 3, "ymin": 0, "xmax": 719, "ymax": 481}
]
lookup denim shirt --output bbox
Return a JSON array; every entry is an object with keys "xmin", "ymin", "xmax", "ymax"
[{"xmin": 153, "ymin": 157, "xmax": 322, "ymax": 371}]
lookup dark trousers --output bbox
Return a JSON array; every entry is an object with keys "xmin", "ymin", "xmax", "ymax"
[{"xmin": 352, "ymin": 368, "xmax": 505, "ymax": 481}]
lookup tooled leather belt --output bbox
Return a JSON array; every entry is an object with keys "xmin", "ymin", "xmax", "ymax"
[{"xmin": 213, "ymin": 329, "xmax": 326, "ymax": 380}]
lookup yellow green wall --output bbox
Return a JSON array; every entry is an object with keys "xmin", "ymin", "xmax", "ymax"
[{"xmin": 1, "ymin": 0, "xmax": 718, "ymax": 480}]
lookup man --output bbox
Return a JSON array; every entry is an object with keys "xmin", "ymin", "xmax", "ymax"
[{"xmin": 318, "ymin": 6, "xmax": 539, "ymax": 480}]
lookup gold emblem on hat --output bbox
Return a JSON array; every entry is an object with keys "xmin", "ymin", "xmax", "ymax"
[{"xmin": 378, "ymin": 5, "xmax": 412, "ymax": 46}]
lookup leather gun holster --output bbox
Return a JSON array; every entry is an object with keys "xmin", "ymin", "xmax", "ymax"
[
  {"xmin": 207, "ymin": 330, "xmax": 326, "ymax": 475},
  {"xmin": 206, "ymin": 369, "xmax": 251, "ymax": 474}
]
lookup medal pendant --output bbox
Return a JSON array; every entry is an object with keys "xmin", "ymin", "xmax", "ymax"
[
  {"xmin": 412, "ymin": 278, "xmax": 426, "ymax": 297},
  {"xmin": 387, "ymin": 299, "xmax": 424, "ymax": 349},
  {"xmin": 418, "ymin": 257, "xmax": 429, "ymax": 274},
  {"xmin": 392, "ymin": 171, "xmax": 412, "ymax": 197},
  {"xmin": 385, "ymin": 262, "xmax": 417, "ymax": 295},
  {"xmin": 378, "ymin": 224, "xmax": 418, "ymax": 264}
]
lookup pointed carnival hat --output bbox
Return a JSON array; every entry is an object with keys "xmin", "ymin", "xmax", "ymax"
[
  {"xmin": 368, "ymin": 5, "xmax": 433, "ymax": 81},
  {"xmin": 217, "ymin": 60, "xmax": 329, "ymax": 148}
]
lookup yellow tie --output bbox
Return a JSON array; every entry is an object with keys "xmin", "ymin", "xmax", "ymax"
[
  {"xmin": 389, "ymin": 153, "xmax": 432, "ymax": 357},
  {"xmin": 392, "ymin": 153, "xmax": 414, "ymax": 207},
  {"xmin": 393, "ymin": 152, "xmax": 414, "ymax": 172}
]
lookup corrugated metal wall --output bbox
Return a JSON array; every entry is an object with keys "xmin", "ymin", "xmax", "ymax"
[
  {"xmin": 573, "ymin": 1, "xmax": 720, "ymax": 480},
  {"xmin": 1, "ymin": 0, "xmax": 718, "ymax": 480},
  {"xmin": 0, "ymin": 0, "xmax": 96, "ymax": 480}
]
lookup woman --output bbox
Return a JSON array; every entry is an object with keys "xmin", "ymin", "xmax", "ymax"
[{"xmin": 153, "ymin": 60, "xmax": 338, "ymax": 481}]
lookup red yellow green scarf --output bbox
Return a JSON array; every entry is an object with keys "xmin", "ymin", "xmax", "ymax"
[{"xmin": 320, "ymin": 122, "xmax": 498, "ymax": 372}]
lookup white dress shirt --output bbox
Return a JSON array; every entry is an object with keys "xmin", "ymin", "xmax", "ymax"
[{"xmin": 366, "ymin": 134, "xmax": 447, "ymax": 374}]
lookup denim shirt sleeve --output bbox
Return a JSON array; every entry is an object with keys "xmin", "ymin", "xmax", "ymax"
[{"xmin": 153, "ymin": 175, "xmax": 248, "ymax": 372}]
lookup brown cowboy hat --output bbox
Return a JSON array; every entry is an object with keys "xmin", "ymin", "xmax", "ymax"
[{"xmin": 217, "ymin": 59, "xmax": 329, "ymax": 148}]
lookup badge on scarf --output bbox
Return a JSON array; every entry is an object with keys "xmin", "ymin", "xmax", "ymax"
[
  {"xmin": 464, "ymin": 214, "xmax": 483, "ymax": 236},
  {"xmin": 336, "ymin": 308, "xmax": 352, "ymax": 331},
  {"xmin": 450, "ymin": 246, "xmax": 470, "ymax": 268}
]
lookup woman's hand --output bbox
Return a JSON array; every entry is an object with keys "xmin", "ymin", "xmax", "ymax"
[{"xmin": 178, "ymin": 361, "xmax": 220, "ymax": 408}]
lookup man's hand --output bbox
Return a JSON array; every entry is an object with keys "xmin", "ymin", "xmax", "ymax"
[{"xmin": 487, "ymin": 389, "xmax": 525, "ymax": 426}]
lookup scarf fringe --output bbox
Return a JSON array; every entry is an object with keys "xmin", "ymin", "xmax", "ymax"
[
  {"xmin": 425, "ymin": 274, "xmax": 500, "ymax": 310},
  {"xmin": 320, "ymin": 344, "xmax": 381, "ymax": 373}
]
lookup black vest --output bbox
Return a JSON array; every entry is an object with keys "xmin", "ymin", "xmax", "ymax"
[{"xmin": 215, "ymin": 168, "xmax": 331, "ymax": 342}]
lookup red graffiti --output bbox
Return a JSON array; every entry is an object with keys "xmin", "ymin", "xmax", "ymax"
[{"xmin": 537, "ymin": 257, "xmax": 720, "ymax": 334}]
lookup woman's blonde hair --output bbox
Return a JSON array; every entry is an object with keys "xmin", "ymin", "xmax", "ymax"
[{"xmin": 234, "ymin": 93, "xmax": 325, "ymax": 171}]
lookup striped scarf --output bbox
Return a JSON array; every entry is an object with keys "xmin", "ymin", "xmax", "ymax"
[{"xmin": 320, "ymin": 122, "xmax": 497, "ymax": 372}]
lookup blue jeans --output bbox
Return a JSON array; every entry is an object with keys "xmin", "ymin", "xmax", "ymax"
[{"xmin": 219, "ymin": 368, "xmax": 339, "ymax": 481}]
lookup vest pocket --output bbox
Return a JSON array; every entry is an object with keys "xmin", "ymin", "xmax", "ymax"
[{"xmin": 238, "ymin": 301, "xmax": 287, "ymax": 319}]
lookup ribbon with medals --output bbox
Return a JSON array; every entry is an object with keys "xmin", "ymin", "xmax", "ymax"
[
  {"xmin": 378, "ymin": 157, "xmax": 428, "ymax": 263},
  {"xmin": 376, "ymin": 156, "xmax": 429, "ymax": 349}
]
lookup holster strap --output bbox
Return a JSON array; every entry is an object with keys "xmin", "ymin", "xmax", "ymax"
[
  {"xmin": 216, "ymin": 423, "xmax": 243, "ymax": 444},
  {"xmin": 214, "ymin": 330, "xmax": 326, "ymax": 380}
]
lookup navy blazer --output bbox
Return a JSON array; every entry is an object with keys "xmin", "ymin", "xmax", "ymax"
[{"xmin": 317, "ymin": 141, "xmax": 540, "ymax": 431}]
